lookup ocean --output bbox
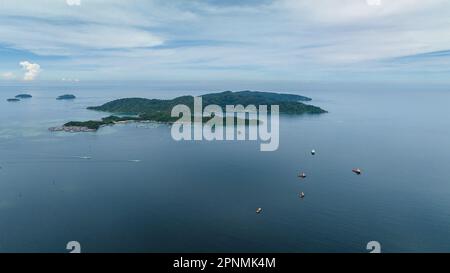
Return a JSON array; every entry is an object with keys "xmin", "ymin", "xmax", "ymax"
[{"xmin": 0, "ymin": 81, "xmax": 449, "ymax": 252}]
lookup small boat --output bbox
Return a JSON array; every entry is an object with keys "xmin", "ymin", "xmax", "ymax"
[
  {"xmin": 311, "ymin": 149, "xmax": 316, "ymax": 155},
  {"xmin": 78, "ymin": 156, "xmax": 92, "ymax": 160},
  {"xmin": 129, "ymin": 159, "xmax": 141, "ymax": 163},
  {"xmin": 298, "ymin": 172, "xmax": 307, "ymax": 179},
  {"xmin": 300, "ymin": 192, "xmax": 305, "ymax": 198},
  {"xmin": 352, "ymin": 168, "xmax": 362, "ymax": 175},
  {"xmin": 256, "ymin": 208, "xmax": 262, "ymax": 214}
]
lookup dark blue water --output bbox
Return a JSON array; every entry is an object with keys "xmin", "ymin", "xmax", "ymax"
[{"xmin": 0, "ymin": 81, "xmax": 449, "ymax": 253}]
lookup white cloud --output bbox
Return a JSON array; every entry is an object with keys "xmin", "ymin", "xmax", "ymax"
[
  {"xmin": 366, "ymin": 0, "xmax": 381, "ymax": 6},
  {"xmin": 66, "ymin": 0, "xmax": 81, "ymax": 6},
  {"xmin": 19, "ymin": 61, "xmax": 41, "ymax": 81},
  {"xmin": 0, "ymin": 23, "xmax": 164, "ymax": 56},
  {"xmin": 1, "ymin": 72, "xmax": 16, "ymax": 79},
  {"xmin": 279, "ymin": 0, "xmax": 447, "ymax": 24},
  {"xmin": 0, "ymin": 0, "xmax": 449, "ymax": 81},
  {"xmin": 61, "ymin": 78, "xmax": 80, "ymax": 82},
  {"xmin": 0, "ymin": 0, "xmax": 166, "ymax": 56}
]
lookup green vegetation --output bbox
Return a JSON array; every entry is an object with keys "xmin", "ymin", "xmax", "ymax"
[
  {"xmin": 64, "ymin": 115, "xmax": 142, "ymax": 130},
  {"xmin": 64, "ymin": 115, "xmax": 258, "ymax": 130},
  {"xmin": 88, "ymin": 91, "xmax": 326, "ymax": 115},
  {"xmin": 64, "ymin": 91, "xmax": 326, "ymax": 130},
  {"xmin": 57, "ymin": 94, "xmax": 76, "ymax": 100}
]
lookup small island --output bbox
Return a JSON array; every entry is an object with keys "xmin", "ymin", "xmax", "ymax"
[
  {"xmin": 51, "ymin": 116, "xmax": 144, "ymax": 131},
  {"xmin": 15, "ymin": 94, "xmax": 32, "ymax": 99},
  {"xmin": 57, "ymin": 94, "xmax": 76, "ymax": 100},
  {"xmin": 7, "ymin": 98, "xmax": 20, "ymax": 102},
  {"xmin": 54, "ymin": 91, "xmax": 327, "ymax": 131}
]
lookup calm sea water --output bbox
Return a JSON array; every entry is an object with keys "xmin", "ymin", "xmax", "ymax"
[{"xmin": 0, "ymin": 81, "xmax": 449, "ymax": 253}]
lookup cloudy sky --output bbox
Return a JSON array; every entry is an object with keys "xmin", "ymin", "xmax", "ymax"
[{"xmin": 1, "ymin": 0, "xmax": 450, "ymax": 83}]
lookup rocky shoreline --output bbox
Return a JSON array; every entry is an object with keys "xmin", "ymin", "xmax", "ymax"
[{"xmin": 49, "ymin": 126, "xmax": 97, "ymax": 133}]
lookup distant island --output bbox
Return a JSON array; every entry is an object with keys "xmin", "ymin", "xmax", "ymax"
[
  {"xmin": 53, "ymin": 91, "xmax": 327, "ymax": 131},
  {"xmin": 7, "ymin": 98, "xmax": 20, "ymax": 102},
  {"xmin": 15, "ymin": 94, "xmax": 32, "ymax": 99},
  {"xmin": 57, "ymin": 94, "xmax": 76, "ymax": 100}
]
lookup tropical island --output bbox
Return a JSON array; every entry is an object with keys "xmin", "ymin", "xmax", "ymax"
[
  {"xmin": 52, "ymin": 91, "xmax": 327, "ymax": 131},
  {"xmin": 15, "ymin": 94, "xmax": 32, "ymax": 99},
  {"xmin": 7, "ymin": 98, "xmax": 21, "ymax": 102},
  {"xmin": 56, "ymin": 94, "xmax": 76, "ymax": 100}
]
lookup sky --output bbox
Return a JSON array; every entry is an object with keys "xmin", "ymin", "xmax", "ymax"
[{"xmin": 1, "ymin": 0, "xmax": 450, "ymax": 83}]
